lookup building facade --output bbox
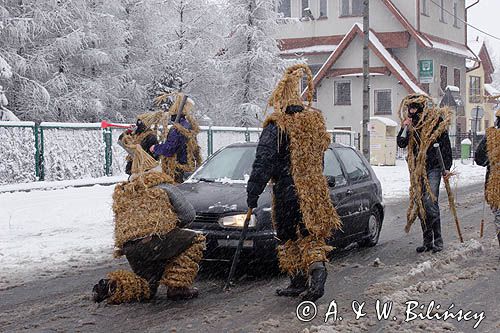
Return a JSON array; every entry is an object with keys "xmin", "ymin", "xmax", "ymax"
[
  {"xmin": 466, "ymin": 37, "xmax": 498, "ymax": 134},
  {"xmin": 276, "ymin": 0, "xmax": 474, "ymax": 136}
]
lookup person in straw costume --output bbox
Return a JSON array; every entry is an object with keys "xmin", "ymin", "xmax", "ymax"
[
  {"xmin": 92, "ymin": 145, "xmax": 205, "ymax": 304},
  {"xmin": 117, "ymin": 113, "xmax": 159, "ymax": 176},
  {"xmin": 246, "ymin": 64, "xmax": 341, "ymax": 302},
  {"xmin": 150, "ymin": 93, "xmax": 202, "ymax": 183},
  {"xmin": 475, "ymin": 109, "xmax": 500, "ymax": 254},
  {"xmin": 396, "ymin": 94, "xmax": 452, "ymax": 254}
]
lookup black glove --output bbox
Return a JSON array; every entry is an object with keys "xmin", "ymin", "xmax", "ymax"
[{"xmin": 247, "ymin": 195, "xmax": 258, "ymax": 209}]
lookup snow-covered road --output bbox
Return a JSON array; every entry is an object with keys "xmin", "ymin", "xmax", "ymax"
[{"xmin": 0, "ymin": 160, "xmax": 486, "ymax": 289}]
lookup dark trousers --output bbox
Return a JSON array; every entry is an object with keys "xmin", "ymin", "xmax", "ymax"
[
  {"xmin": 273, "ymin": 181, "xmax": 309, "ymax": 243},
  {"xmin": 122, "ymin": 230, "xmax": 196, "ymax": 296},
  {"xmin": 420, "ymin": 169, "xmax": 443, "ymax": 248}
]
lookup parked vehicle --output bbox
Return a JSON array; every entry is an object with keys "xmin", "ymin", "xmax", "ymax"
[{"xmin": 178, "ymin": 142, "xmax": 384, "ymax": 262}]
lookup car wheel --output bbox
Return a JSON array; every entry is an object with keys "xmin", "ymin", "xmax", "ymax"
[{"xmin": 359, "ymin": 209, "xmax": 381, "ymax": 247}]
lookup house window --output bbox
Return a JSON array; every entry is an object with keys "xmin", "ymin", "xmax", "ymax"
[
  {"xmin": 340, "ymin": 0, "xmax": 363, "ymax": 17},
  {"xmin": 319, "ymin": 0, "xmax": 328, "ymax": 18},
  {"xmin": 374, "ymin": 90, "xmax": 392, "ymax": 115},
  {"xmin": 440, "ymin": 0, "xmax": 446, "ymax": 23},
  {"xmin": 440, "ymin": 65, "xmax": 448, "ymax": 92},
  {"xmin": 277, "ymin": 0, "xmax": 291, "ymax": 18},
  {"xmin": 469, "ymin": 76, "xmax": 482, "ymax": 103},
  {"xmin": 301, "ymin": 64, "xmax": 321, "ymax": 102},
  {"xmin": 301, "ymin": 0, "xmax": 309, "ymax": 17},
  {"xmin": 334, "ymin": 80, "xmax": 351, "ymax": 105},
  {"xmin": 421, "ymin": 0, "xmax": 429, "ymax": 16},
  {"xmin": 454, "ymin": 68, "xmax": 461, "ymax": 89},
  {"xmin": 453, "ymin": 2, "xmax": 460, "ymax": 27}
]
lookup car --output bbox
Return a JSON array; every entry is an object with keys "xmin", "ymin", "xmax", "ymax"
[{"xmin": 178, "ymin": 142, "xmax": 384, "ymax": 262}]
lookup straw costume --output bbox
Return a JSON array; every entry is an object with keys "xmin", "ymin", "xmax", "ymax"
[
  {"xmin": 475, "ymin": 109, "xmax": 500, "ymax": 249},
  {"xmin": 396, "ymin": 94, "xmax": 452, "ymax": 253},
  {"xmin": 92, "ymin": 145, "xmax": 205, "ymax": 304},
  {"xmin": 152, "ymin": 93, "xmax": 202, "ymax": 183},
  {"xmin": 247, "ymin": 64, "xmax": 341, "ymax": 302}
]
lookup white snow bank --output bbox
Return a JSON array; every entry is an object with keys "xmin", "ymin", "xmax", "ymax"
[
  {"xmin": 372, "ymin": 159, "xmax": 486, "ymax": 202},
  {"xmin": 0, "ymin": 184, "xmax": 116, "ymax": 288},
  {"xmin": 0, "ymin": 175, "xmax": 127, "ymax": 193}
]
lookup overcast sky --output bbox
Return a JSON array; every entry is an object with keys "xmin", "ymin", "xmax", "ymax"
[{"xmin": 467, "ymin": 0, "xmax": 500, "ymax": 64}]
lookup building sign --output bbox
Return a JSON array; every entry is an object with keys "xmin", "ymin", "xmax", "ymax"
[{"xmin": 419, "ymin": 60, "xmax": 434, "ymax": 84}]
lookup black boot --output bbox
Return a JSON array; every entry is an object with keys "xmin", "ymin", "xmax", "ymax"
[
  {"xmin": 92, "ymin": 279, "xmax": 116, "ymax": 303},
  {"xmin": 301, "ymin": 263, "xmax": 327, "ymax": 302},
  {"xmin": 276, "ymin": 273, "xmax": 308, "ymax": 297},
  {"xmin": 416, "ymin": 245, "xmax": 434, "ymax": 253}
]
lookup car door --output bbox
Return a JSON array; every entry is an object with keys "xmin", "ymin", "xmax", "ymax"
[
  {"xmin": 334, "ymin": 147, "xmax": 372, "ymax": 236},
  {"xmin": 323, "ymin": 148, "xmax": 355, "ymax": 241}
]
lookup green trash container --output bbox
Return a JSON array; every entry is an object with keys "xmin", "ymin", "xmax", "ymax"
[{"xmin": 461, "ymin": 138, "xmax": 472, "ymax": 161}]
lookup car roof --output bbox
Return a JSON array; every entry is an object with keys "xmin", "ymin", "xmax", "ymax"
[{"xmin": 223, "ymin": 142, "xmax": 353, "ymax": 149}]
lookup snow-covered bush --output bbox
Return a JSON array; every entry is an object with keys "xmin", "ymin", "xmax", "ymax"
[{"xmin": 0, "ymin": 124, "xmax": 36, "ymax": 184}]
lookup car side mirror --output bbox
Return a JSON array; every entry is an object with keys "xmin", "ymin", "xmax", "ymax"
[
  {"xmin": 326, "ymin": 175, "xmax": 336, "ymax": 187},
  {"xmin": 183, "ymin": 172, "xmax": 193, "ymax": 181}
]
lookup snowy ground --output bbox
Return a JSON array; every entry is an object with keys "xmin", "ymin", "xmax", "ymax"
[
  {"xmin": 0, "ymin": 160, "xmax": 486, "ymax": 289},
  {"xmin": 373, "ymin": 159, "xmax": 486, "ymax": 202}
]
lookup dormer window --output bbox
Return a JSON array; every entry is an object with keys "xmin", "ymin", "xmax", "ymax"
[{"xmin": 340, "ymin": 0, "xmax": 363, "ymax": 17}]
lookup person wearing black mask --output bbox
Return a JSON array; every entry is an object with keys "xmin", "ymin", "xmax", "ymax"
[
  {"xmin": 118, "ymin": 116, "xmax": 158, "ymax": 176},
  {"xmin": 397, "ymin": 94, "xmax": 452, "ymax": 253}
]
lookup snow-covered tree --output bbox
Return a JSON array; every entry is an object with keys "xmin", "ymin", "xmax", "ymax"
[{"xmin": 217, "ymin": 0, "xmax": 285, "ymax": 126}]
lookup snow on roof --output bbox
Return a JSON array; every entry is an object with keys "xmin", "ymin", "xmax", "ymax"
[
  {"xmin": 367, "ymin": 27, "xmax": 426, "ymax": 95},
  {"xmin": 485, "ymin": 84, "xmax": 500, "ymax": 96},
  {"xmin": 445, "ymin": 85, "xmax": 460, "ymax": 92},
  {"xmin": 281, "ymin": 44, "xmax": 338, "ymax": 55},
  {"xmin": 468, "ymin": 37, "xmax": 484, "ymax": 57},
  {"xmin": 370, "ymin": 116, "xmax": 398, "ymax": 127},
  {"xmin": 427, "ymin": 38, "xmax": 475, "ymax": 59},
  {"xmin": 334, "ymin": 73, "xmax": 384, "ymax": 77},
  {"xmin": 466, "ymin": 58, "xmax": 479, "ymax": 70}
]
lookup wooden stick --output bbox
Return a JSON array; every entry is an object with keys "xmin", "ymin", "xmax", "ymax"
[{"xmin": 434, "ymin": 143, "xmax": 464, "ymax": 243}]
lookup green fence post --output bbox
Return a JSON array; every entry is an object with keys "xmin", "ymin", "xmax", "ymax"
[
  {"xmin": 207, "ymin": 126, "xmax": 213, "ymax": 156},
  {"xmin": 39, "ymin": 126, "xmax": 45, "ymax": 181},
  {"xmin": 34, "ymin": 124, "xmax": 40, "ymax": 180},
  {"xmin": 103, "ymin": 128, "xmax": 112, "ymax": 176},
  {"xmin": 245, "ymin": 128, "xmax": 250, "ymax": 142}
]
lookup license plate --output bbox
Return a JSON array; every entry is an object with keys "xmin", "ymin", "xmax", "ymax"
[{"xmin": 217, "ymin": 239, "xmax": 254, "ymax": 248}]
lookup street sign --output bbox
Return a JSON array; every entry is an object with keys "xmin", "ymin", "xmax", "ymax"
[{"xmin": 419, "ymin": 60, "xmax": 434, "ymax": 84}]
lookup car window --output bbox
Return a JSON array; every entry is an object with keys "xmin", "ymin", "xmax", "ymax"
[
  {"xmin": 323, "ymin": 149, "xmax": 347, "ymax": 187},
  {"xmin": 192, "ymin": 146, "xmax": 256, "ymax": 181},
  {"xmin": 336, "ymin": 148, "xmax": 370, "ymax": 182}
]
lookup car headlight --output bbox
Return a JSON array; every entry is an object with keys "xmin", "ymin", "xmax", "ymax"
[{"xmin": 219, "ymin": 214, "xmax": 257, "ymax": 228}]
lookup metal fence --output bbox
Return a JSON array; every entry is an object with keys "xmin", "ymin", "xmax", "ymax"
[{"xmin": 0, "ymin": 121, "xmax": 357, "ymax": 184}]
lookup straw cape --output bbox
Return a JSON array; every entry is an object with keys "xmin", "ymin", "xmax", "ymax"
[
  {"xmin": 397, "ymin": 94, "xmax": 452, "ymax": 232},
  {"xmin": 485, "ymin": 127, "xmax": 500, "ymax": 209},
  {"xmin": 263, "ymin": 64, "xmax": 341, "ymax": 273}
]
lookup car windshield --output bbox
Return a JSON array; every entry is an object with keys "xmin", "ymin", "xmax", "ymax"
[{"xmin": 191, "ymin": 146, "xmax": 256, "ymax": 182}]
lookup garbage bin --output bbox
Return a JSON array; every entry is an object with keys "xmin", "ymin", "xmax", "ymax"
[
  {"xmin": 369, "ymin": 117, "xmax": 398, "ymax": 166},
  {"xmin": 461, "ymin": 138, "xmax": 472, "ymax": 161}
]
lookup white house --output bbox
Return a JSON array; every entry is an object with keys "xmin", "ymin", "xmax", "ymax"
[{"xmin": 276, "ymin": 0, "xmax": 475, "ymax": 135}]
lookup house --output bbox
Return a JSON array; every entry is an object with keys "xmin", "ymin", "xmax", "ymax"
[
  {"xmin": 276, "ymin": 0, "xmax": 475, "ymax": 136},
  {"xmin": 466, "ymin": 37, "xmax": 498, "ymax": 134}
]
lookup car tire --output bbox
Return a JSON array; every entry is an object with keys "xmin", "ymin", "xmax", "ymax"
[{"xmin": 359, "ymin": 209, "xmax": 381, "ymax": 247}]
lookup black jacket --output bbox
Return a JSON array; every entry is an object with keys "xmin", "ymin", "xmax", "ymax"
[
  {"xmin": 397, "ymin": 118, "xmax": 452, "ymax": 171},
  {"xmin": 475, "ymin": 135, "xmax": 490, "ymax": 186},
  {"xmin": 246, "ymin": 106, "xmax": 307, "ymax": 209}
]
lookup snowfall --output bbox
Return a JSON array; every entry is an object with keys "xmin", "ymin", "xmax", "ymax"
[{"xmin": 0, "ymin": 160, "xmax": 486, "ymax": 289}]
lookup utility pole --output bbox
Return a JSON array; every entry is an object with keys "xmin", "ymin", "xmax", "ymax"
[{"xmin": 362, "ymin": 0, "xmax": 370, "ymax": 160}]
